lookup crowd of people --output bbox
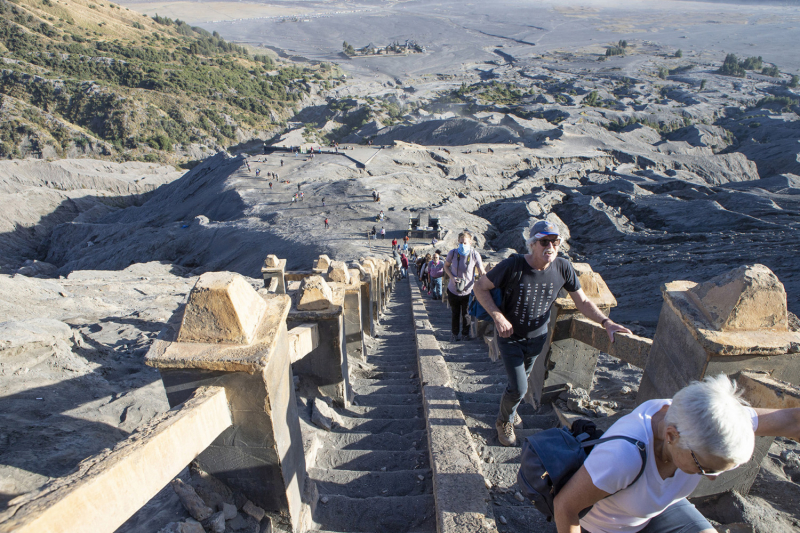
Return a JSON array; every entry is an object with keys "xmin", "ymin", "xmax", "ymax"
[{"xmin": 406, "ymin": 223, "xmax": 800, "ymax": 533}]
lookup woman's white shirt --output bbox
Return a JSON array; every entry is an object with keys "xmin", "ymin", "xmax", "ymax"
[{"xmin": 580, "ymin": 399, "xmax": 758, "ymax": 533}]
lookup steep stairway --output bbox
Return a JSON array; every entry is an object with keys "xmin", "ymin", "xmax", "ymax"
[
  {"xmin": 418, "ymin": 284, "xmax": 558, "ymax": 533},
  {"xmin": 308, "ymin": 278, "xmax": 435, "ymax": 533}
]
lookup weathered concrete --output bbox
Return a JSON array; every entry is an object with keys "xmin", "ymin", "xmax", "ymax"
[
  {"xmin": 0, "ymin": 387, "xmax": 231, "ymax": 533},
  {"xmin": 146, "ymin": 276, "xmax": 307, "ymax": 530},
  {"xmin": 287, "ymin": 281, "xmax": 351, "ymax": 407},
  {"xmin": 738, "ymin": 371, "xmax": 800, "ymax": 409},
  {"xmin": 288, "ymin": 323, "xmax": 319, "ymax": 364},
  {"xmin": 313, "ymin": 254, "xmax": 332, "ymax": 275},
  {"xmin": 565, "ymin": 317, "xmax": 652, "ymax": 369},
  {"xmin": 528, "ymin": 263, "xmax": 618, "ymax": 406},
  {"xmin": 637, "ymin": 264, "xmax": 800, "ymax": 498},
  {"xmin": 262, "ymin": 256, "xmax": 288, "ymax": 294},
  {"xmin": 408, "ymin": 272, "xmax": 495, "ymax": 533},
  {"xmin": 178, "ymin": 272, "xmax": 267, "ymax": 345},
  {"xmin": 331, "ymin": 277, "xmax": 365, "ymax": 360},
  {"xmin": 297, "ymin": 275, "xmax": 334, "ymax": 311}
]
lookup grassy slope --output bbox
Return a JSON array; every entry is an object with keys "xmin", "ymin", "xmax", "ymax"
[{"xmin": 0, "ymin": 0, "xmax": 340, "ymax": 163}]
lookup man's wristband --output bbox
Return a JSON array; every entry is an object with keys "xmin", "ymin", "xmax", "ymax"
[{"xmin": 601, "ymin": 318, "xmax": 611, "ymax": 327}]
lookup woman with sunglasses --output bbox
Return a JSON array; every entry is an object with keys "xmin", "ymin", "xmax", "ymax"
[{"xmin": 554, "ymin": 374, "xmax": 800, "ymax": 533}]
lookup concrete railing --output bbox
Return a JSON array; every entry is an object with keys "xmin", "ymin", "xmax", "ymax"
[{"xmin": 0, "ymin": 251, "xmax": 397, "ymax": 533}]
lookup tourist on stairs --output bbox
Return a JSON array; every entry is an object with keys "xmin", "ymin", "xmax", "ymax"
[
  {"xmin": 473, "ymin": 220, "xmax": 631, "ymax": 447},
  {"xmin": 428, "ymin": 251, "xmax": 444, "ymax": 300},
  {"xmin": 444, "ymin": 231, "xmax": 485, "ymax": 342}
]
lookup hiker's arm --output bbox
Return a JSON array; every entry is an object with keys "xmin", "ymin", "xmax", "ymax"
[
  {"xmin": 569, "ymin": 289, "xmax": 632, "ymax": 342},
  {"xmin": 474, "ymin": 276, "xmax": 513, "ymax": 338},
  {"xmin": 754, "ymin": 408, "xmax": 800, "ymax": 440},
  {"xmin": 553, "ymin": 466, "xmax": 609, "ymax": 533}
]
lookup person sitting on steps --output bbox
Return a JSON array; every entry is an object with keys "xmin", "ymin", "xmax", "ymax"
[{"xmin": 473, "ymin": 220, "xmax": 631, "ymax": 447}]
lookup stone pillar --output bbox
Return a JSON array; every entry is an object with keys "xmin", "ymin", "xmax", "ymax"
[
  {"xmin": 312, "ymin": 254, "xmax": 331, "ymax": 275},
  {"xmin": 352, "ymin": 263, "xmax": 374, "ymax": 338},
  {"xmin": 287, "ymin": 275, "xmax": 351, "ymax": 407},
  {"xmin": 146, "ymin": 272, "xmax": 307, "ymax": 531},
  {"xmin": 330, "ymin": 262, "xmax": 366, "ymax": 360},
  {"xmin": 527, "ymin": 263, "xmax": 618, "ymax": 407},
  {"xmin": 362, "ymin": 259, "xmax": 381, "ymax": 323},
  {"xmin": 261, "ymin": 254, "xmax": 287, "ymax": 294},
  {"xmin": 637, "ymin": 264, "xmax": 800, "ymax": 497}
]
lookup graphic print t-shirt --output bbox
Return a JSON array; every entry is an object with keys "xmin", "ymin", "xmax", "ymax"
[{"xmin": 486, "ymin": 255, "xmax": 580, "ymax": 339}]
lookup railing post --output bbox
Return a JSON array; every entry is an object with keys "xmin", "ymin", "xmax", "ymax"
[
  {"xmin": 261, "ymin": 254, "xmax": 287, "ymax": 293},
  {"xmin": 638, "ymin": 264, "xmax": 800, "ymax": 497},
  {"xmin": 287, "ymin": 275, "xmax": 351, "ymax": 407},
  {"xmin": 145, "ymin": 272, "xmax": 308, "ymax": 531}
]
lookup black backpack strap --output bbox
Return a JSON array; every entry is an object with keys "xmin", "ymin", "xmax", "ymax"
[{"xmin": 580, "ymin": 435, "xmax": 647, "ymax": 491}]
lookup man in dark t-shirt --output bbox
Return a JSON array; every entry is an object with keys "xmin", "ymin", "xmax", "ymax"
[{"xmin": 474, "ymin": 220, "xmax": 631, "ymax": 447}]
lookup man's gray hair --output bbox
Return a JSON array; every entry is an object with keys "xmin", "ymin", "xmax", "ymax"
[{"xmin": 665, "ymin": 374, "xmax": 754, "ymax": 465}]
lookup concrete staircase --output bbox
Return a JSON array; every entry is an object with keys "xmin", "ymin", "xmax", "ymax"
[
  {"xmin": 417, "ymin": 285, "xmax": 558, "ymax": 533},
  {"xmin": 308, "ymin": 278, "xmax": 436, "ymax": 533}
]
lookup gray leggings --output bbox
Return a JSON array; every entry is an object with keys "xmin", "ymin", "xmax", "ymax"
[{"xmin": 582, "ymin": 499, "xmax": 713, "ymax": 533}]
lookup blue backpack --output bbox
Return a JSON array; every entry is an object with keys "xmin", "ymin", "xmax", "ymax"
[
  {"xmin": 467, "ymin": 254, "xmax": 524, "ymax": 320},
  {"xmin": 517, "ymin": 425, "xmax": 647, "ymax": 522}
]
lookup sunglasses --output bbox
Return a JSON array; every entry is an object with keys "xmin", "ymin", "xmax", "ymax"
[
  {"xmin": 537, "ymin": 238, "xmax": 562, "ymax": 247},
  {"xmin": 690, "ymin": 449, "xmax": 719, "ymax": 476}
]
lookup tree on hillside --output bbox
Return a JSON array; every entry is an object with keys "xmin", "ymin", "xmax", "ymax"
[
  {"xmin": 718, "ymin": 54, "xmax": 745, "ymax": 77},
  {"xmin": 675, "ymin": 49, "xmax": 682, "ymax": 58},
  {"xmin": 342, "ymin": 41, "xmax": 356, "ymax": 56},
  {"xmin": 790, "ymin": 75, "xmax": 799, "ymax": 88}
]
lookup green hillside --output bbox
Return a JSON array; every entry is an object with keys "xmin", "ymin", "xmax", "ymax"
[{"xmin": 0, "ymin": 0, "xmax": 338, "ymax": 163}]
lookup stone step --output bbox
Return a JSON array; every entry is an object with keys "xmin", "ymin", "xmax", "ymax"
[
  {"xmin": 469, "ymin": 426, "xmax": 542, "ymax": 446},
  {"xmin": 367, "ymin": 359, "xmax": 417, "ymax": 369},
  {"xmin": 359, "ymin": 371, "xmax": 418, "ymax": 381},
  {"xmin": 457, "ymin": 391, "xmax": 513, "ymax": 404},
  {"xmin": 351, "ymin": 378, "xmax": 417, "ymax": 390},
  {"xmin": 309, "ymin": 468, "xmax": 432, "ymax": 498},
  {"xmin": 482, "ymin": 464, "xmax": 524, "ymax": 489},
  {"xmin": 323, "ymin": 430, "xmax": 427, "ymax": 451},
  {"xmin": 452, "ymin": 382, "xmax": 506, "ymax": 395},
  {"xmin": 366, "ymin": 360, "xmax": 418, "ymax": 370},
  {"xmin": 353, "ymin": 384, "xmax": 420, "ymax": 396},
  {"xmin": 368, "ymin": 352, "xmax": 418, "ymax": 362},
  {"xmin": 315, "ymin": 449, "xmax": 428, "ymax": 472},
  {"xmin": 312, "ymin": 494, "xmax": 435, "ymax": 533},
  {"xmin": 447, "ymin": 362, "xmax": 506, "ymax": 377},
  {"xmin": 490, "ymin": 492, "xmax": 554, "ymax": 533},
  {"xmin": 465, "ymin": 412, "xmax": 556, "ymax": 432},
  {"xmin": 354, "ymin": 393, "xmax": 422, "ymax": 406},
  {"xmin": 479, "ymin": 445, "xmax": 521, "ymax": 464},
  {"xmin": 340, "ymin": 404, "xmax": 422, "ymax": 419},
  {"xmin": 336, "ymin": 416, "xmax": 426, "ymax": 434}
]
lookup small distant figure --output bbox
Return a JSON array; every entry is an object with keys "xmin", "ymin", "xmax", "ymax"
[
  {"xmin": 300, "ymin": 191, "xmax": 304, "ymax": 201},
  {"xmin": 281, "ymin": 159, "xmax": 284, "ymax": 167},
  {"xmin": 431, "ymin": 236, "xmax": 438, "ymax": 246},
  {"xmin": 255, "ymin": 168, "xmax": 261, "ymax": 177},
  {"xmin": 324, "ymin": 218, "xmax": 329, "ymax": 229},
  {"xmin": 381, "ymin": 227, "xmax": 386, "ymax": 239},
  {"xmin": 404, "ymin": 234, "xmax": 410, "ymax": 245},
  {"xmin": 298, "ymin": 183, "xmax": 301, "ymax": 191},
  {"xmin": 372, "ymin": 225, "xmax": 377, "ymax": 239},
  {"xmin": 322, "ymin": 197, "xmax": 326, "ymax": 207},
  {"xmin": 269, "ymin": 182, "xmax": 273, "ymax": 189},
  {"xmin": 488, "ymin": 147, "xmax": 494, "ymax": 154},
  {"xmin": 264, "ymin": 143, "xmax": 268, "ymax": 154},
  {"xmin": 392, "ymin": 237, "xmax": 398, "ymax": 250}
]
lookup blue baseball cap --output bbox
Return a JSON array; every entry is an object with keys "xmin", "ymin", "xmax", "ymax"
[{"xmin": 531, "ymin": 220, "xmax": 559, "ymax": 239}]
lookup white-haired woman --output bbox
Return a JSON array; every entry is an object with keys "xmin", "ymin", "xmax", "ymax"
[{"xmin": 554, "ymin": 374, "xmax": 800, "ymax": 533}]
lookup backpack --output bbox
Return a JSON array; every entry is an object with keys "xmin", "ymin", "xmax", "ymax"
[
  {"xmin": 467, "ymin": 254, "xmax": 524, "ymax": 320},
  {"xmin": 516, "ymin": 422, "xmax": 647, "ymax": 522}
]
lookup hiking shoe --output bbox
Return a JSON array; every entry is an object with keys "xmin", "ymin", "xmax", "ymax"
[
  {"xmin": 449, "ymin": 333, "xmax": 459, "ymax": 342},
  {"xmin": 513, "ymin": 412, "xmax": 523, "ymax": 429},
  {"xmin": 496, "ymin": 419, "xmax": 517, "ymax": 447}
]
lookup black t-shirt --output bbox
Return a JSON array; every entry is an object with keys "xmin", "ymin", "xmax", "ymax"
[{"xmin": 486, "ymin": 255, "xmax": 581, "ymax": 339}]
